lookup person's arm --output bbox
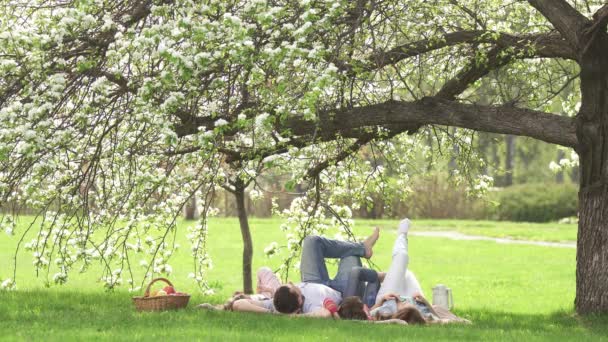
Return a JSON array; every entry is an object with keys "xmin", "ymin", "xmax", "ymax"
[
  {"xmin": 370, "ymin": 293, "xmax": 400, "ymax": 311},
  {"xmin": 323, "ymin": 298, "xmax": 341, "ymax": 319},
  {"xmin": 413, "ymin": 293, "xmax": 439, "ymax": 317},
  {"xmin": 299, "ymin": 307, "xmax": 333, "ymax": 318},
  {"xmin": 232, "ymin": 299, "xmax": 272, "ymax": 314}
]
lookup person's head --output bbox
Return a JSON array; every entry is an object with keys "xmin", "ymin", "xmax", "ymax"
[
  {"xmin": 273, "ymin": 282, "xmax": 303, "ymax": 314},
  {"xmin": 392, "ymin": 304, "xmax": 426, "ymax": 325},
  {"xmin": 338, "ymin": 296, "xmax": 368, "ymax": 320}
]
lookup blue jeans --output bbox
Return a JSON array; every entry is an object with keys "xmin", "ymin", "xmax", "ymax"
[
  {"xmin": 344, "ymin": 266, "xmax": 380, "ymax": 307},
  {"xmin": 300, "ymin": 236, "xmax": 366, "ymax": 294}
]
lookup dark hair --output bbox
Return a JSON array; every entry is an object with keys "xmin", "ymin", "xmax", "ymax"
[
  {"xmin": 392, "ymin": 304, "xmax": 426, "ymax": 325},
  {"xmin": 273, "ymin": 285, "xmax": 301, "ymax": 313},
  {"xmin": 338, "ymin": 296, "xmax": 368, "ymax": 320}
]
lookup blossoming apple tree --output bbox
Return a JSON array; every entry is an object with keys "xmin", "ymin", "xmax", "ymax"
[{"xmin": 1, "ymin": 0, "xmax": 607, "ymax": 313}]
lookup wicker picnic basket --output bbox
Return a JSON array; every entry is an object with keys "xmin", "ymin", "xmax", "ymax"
[{"xmin": 132, "ymin": 277, "xmax": 190, "ymax": 312}]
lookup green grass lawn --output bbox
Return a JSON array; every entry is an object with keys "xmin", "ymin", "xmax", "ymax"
[
  {"xmin": 0, "ymin": 217, "xmax": 604, "ymax": 341},
  {"xmin": 354, "ymin": 218, "xmax": 578, "ymax": 242}
]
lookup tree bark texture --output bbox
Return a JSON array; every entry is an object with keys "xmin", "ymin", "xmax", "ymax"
[
  {"xmin": 283, "ymin": 98, "xmax": 577, "ymax": 148},
  {"xmin": 527, "ymin": 0, "xmax": 590, "ymax": 47},
  {"xmin": 234, "ymin": 180, "xmax": 254, "ymax": 294},
  {"xmin": 577, "ymin": 185, "xmax": 608, "ymax": 313},
  {"xmin": 175, "ymin": 98, "xmax": 577, "ymax": 149},
  {"xmin": 575, "ymin": 30, "xmax": 608, "ymax": 314}
]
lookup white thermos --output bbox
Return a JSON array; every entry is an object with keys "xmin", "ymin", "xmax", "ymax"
[{"xmin": 432, "ymin": 284, "xmax": 453, "ymax": 310}]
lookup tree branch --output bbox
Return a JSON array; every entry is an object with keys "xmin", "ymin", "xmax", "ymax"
[
  {"xmin": 448, "ymin": 0, "xmax": 486, "ymax": 29},
  {"xmin": 527, "ymin": 0, "xmax": 590, "ymax": 47},
  {"xmin": 591, "ymin": 3, "xmax": 608, "ymax": 30},
  {"xmin": 437, "ymin": 32, "xmax": 579, "ymax": 100},
  {"xmin": 174, "ymin": 97, "xmax": 577, "ymax": 151},
  {"xmin": 581, "ymin": 3, "xmax": 608, "ymax": 55},
  {"xmin": 414, "ymin": 97, "xmax": 577, "ymax": 147},
  {"xmin": 305, "ymin": 135, "xmax": 374, "ymax": 179},
  {"xmin": 436, "ymin": 47, "xmax": 510, "ymax": 100},
  {"xmin": 335, "ymin": 30, "xmax": 576, "ymax": 73},
  {"xmin": 285, "ymin": 98, "xmax": 577, "ymax": 148}
]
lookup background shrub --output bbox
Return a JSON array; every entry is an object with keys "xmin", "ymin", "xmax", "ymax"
[
  {"xmin": 386, "ymin": 173, "xmax": 489, "ymax": 219},
  {"xmin": 490, "ymin": 183, "xmax": 578, "ymax": 222}
]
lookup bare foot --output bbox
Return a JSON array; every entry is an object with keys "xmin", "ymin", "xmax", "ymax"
[{"xmin": 363, "ymin": 227, "xmax": 380, "ymax": 258}]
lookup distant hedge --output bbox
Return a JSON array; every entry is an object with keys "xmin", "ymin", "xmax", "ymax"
[{"xmin": 491, "ymin": 183, "xmax": 578, "ymax": 222}]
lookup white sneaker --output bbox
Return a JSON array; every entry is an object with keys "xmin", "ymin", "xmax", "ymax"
[{"xmin": 398, "ymin": 218, "xmax": 411, "ymax": 235}]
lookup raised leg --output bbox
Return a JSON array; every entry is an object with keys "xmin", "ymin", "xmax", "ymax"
[
  {"xmin": 344, "ymin": 266, "xmax": 380, "ymax": 307},
  {"xmin": 403, "ymin": 270, "xmax": 423, "ymax": 297},
  {"xmin": 330, "ymin": 256, "xmax": 363, "ymax": 294},
  {"xmin": 376, "ymin": 233, "xmax": 410, "ymax": 303},
  {"xmin": 300, "ymin": 236, "xmax": 365, "ymax": 284},
  {"xmin": 256, "ymin": 267, "xmax": 281, "ymax": 298},
  {"xmin": 363, "ymin": 279, "xmax": 380, "ymax": 307}
]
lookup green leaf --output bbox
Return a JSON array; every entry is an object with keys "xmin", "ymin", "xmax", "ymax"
[{"xmin": 284, "ymin": 180, "xmax": 295, "ymax": 192}]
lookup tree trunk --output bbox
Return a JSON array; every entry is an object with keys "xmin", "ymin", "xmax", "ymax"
[
  {"xmin": 234, "ymin": 179, "xmax": 254, "ymax": 294},
  {"xmin": 491, "ymin": 139, "xmax": 501, "ymax": 185},
  {"xmin": 448, "ymin": 128, "xmax": 459, "ymax": 174},
  {"xmin": 571, "ymin": 164, "xmax": 580, "ymax": 183},
  {"xmin": 477, "ymin": 133, "xmax": 489, "ymax": 175},
  {"xmin": 184, "ymin": 196, "xmax": 199, "ymax": 220},
  {"xmin": 426, "ymin": 131, "xmax": 434, "ymax": 172},
  {"xmin": 556, "ymin": 149, "xmax": 565, "ymax": 183},
  {"xmin": 505, "ymin": 135, "xmax": 515, "ymax": 186},
  {"xmin": 575, "ymin": 33, "xmax": 608, "ymax": 314},
  {"xmin": 224, "ymin": 190, "xmax": 230, "ymax": 217}
]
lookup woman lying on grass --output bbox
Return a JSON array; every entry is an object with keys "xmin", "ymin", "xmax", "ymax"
[
  {"xmin": 336, "ymin": 219, "xmax": 470, "ymax": 324},
  {"xmin": 336, "ymin": 294, "xmax": 469, "ymax": 325}
]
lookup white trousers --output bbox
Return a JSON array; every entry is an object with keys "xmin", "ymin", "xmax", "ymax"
[{"xmin": 375, "ymin": 233, "xmax": 423, "ymax": 304}]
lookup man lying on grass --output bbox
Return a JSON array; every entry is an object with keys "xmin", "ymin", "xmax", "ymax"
[
  {"xmin": 223, "ymin": 219, "xmax": 469, "ymax": 324},
  {"xmin": 231, "ymin": 227, "xmax": 381, "ymax": 317}
]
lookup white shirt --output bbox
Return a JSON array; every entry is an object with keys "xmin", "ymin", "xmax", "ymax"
[
  {"xmin": 260, "ymin": 282, "xmax": 342, "ymax": 314},
  {"xmin": 298, "ymin": 282, "xmax": 342, "ymax": 314}
]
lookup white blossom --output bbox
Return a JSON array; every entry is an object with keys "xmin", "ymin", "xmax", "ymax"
[{"xmin": 1, "ymin": 279, "xmax": 14, "ymax": 290}]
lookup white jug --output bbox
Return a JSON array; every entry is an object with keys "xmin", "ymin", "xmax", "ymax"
[{"xmin": 432, "ymin": 284, "xmax": 453, "ymax": 310}]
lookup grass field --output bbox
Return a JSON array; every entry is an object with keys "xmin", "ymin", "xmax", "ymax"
[
  {"xmin": 409, "ymin": 219, "xmax": 578, "ymax": 242},
  {"xmin": 1, "ymin": 217, "xmax": 605, "ymax": 341}
]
